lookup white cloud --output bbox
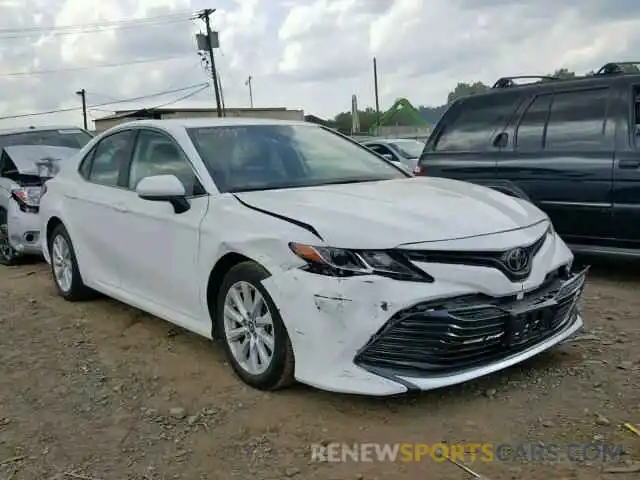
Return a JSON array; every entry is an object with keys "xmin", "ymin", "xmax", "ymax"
[{"xmin": 1, "ymin": 0, "xmax": 640, "ymax": 129}]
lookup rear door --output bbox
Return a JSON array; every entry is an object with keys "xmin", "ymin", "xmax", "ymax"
[
  {"xmin": 65, "ymin": 129, "xmax": 137, "ymax": 288},
  {"xmin": 417, "ymin": 91, "xmax": 523, "ymax": 181},
  {"xmin": 496, "ymin": 86, "xmax": 615, "ymax": 243}
]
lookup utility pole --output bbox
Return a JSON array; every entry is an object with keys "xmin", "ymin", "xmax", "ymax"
[
  {"xmin": 76, "ymin": 88, "xmax": 87, "ymax": 130},
  {"xmin": 245, "ymin": 75, "xmax": 253, "ymax": 107},
  {"xmin": 218, "ymin": 69, "xmax": 226, "ymax": 115},
  {"xmin": 373, "ymin": 58, "xmax": 380, "ymax": 133},
  {"xmin": 198, "ymin": 8, "xmax": 223, "ymax": 117}
]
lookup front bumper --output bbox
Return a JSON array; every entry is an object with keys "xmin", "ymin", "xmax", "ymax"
[
  {"xmin": 7, "ymin": 200, "xmax": 42, "ymax": 255},
  {"xmin": 262, "ymin": 230, "xmax": 585, "ymax": 396}
]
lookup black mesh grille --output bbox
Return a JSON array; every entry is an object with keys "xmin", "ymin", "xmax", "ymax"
[
  {"xmin": 400, "ymin": 231, "xmax": 547, "ymax": 282},
  {"xmin": 354, "ymin": 268, "xmax": 585, "ymax": 377}
]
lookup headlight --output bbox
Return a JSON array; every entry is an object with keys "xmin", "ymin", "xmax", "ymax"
[
  {"xmin": 546, "ymin": 220, "xmax": 556, "ymax": 237},
  {"xmin": 289, "ymin": 243, "xmax": 433, "ymax": 282}
]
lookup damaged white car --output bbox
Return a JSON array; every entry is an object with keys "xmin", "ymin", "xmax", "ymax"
[
  {"xmin": 39, "ymin": 119, "xmax": 586, "ymax": 396},
  {"xmin": 0, "ymin": 144, "xmax": 84, "ymax": 264}
]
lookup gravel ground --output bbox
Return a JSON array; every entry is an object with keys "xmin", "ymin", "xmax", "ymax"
[{"xmin": 0, "ymin": 257, "xmax": 639, "ymax": 480}]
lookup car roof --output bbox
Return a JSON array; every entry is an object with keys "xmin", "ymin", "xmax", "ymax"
[{"xmin": 0, "ymin": 125, "xmax": 87, "ymax": 136}]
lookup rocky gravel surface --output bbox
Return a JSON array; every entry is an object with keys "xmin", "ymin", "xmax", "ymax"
[{"xmin": 0, "ymin": 257, "xmax": 639, "ymax": 479}]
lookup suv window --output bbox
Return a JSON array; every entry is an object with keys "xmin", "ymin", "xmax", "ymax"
[
  {"xmin": 87, "ymin": 130, "xmax": 136, "ymax": 187},
  {"xmin": 545, "ymin": 88, "xmax": 609, "ymax": 150},
  {"xmin": 434, "ymin": 92, "xmax": 521, "ymax": 152},
  {"xmin": 515, "ymin": 94, "xmax": 553, "ymax": 150},
  {"xmin": 129, "ymin": 130, "xmax": 203, "ymax": 195}
]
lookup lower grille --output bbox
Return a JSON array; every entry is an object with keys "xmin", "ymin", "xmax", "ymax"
[{"xmin": 354, "ymin": 268, "xmax": 586, "ymax": 377}]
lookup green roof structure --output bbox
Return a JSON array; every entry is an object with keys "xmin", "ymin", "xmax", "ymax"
[{"xmin": 368, "ymin": 97, "xmax": 428, "ymax": 135}]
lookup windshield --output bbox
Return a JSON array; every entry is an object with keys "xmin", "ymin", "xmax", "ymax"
[
  {"xmin": 390, "ymin": 140, "xmax": 425, "ymax": 158},
  {"xmin": 187, "ymin": 124, "xmax": 408, "ymax": 193},
  {"xmin": 0, "ymin": 129, "xmax": 92, "ymax": 149}
]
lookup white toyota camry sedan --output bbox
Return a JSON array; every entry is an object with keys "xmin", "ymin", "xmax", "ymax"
[{"xmin": 39, "ymin": 118, "xmax": 586, "ymax": 396}]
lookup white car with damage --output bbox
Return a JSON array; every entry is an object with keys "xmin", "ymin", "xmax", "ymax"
[
  {"xmin": 0, "ymin": 126, "xmax": 92, "ymax": 264},
  {"xmin": 38, "ymin": 118, "xmax": 587, "ymax": 396}
]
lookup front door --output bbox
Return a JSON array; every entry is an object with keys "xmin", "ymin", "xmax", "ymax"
[
  {"xmin": 116, "ymin": 128, "xmax": 210, "ymax": 323},
  {"xmin": 497, "ymin": 87, "xmax": 615, "ymax": 244},
  {"xmin": 612, "ymin": 82, "xmax": 640, "ymax": 248}
]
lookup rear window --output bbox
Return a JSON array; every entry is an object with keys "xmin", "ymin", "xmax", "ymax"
[
  {"xmin": 0, "ymin": 129, "xmax": 93, "ymax": 149},
  {"xmin": 430, "ymin": 92, "xmax": 521, "ymax": 153}
]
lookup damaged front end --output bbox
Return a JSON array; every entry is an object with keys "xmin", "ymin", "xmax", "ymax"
[{"xmin": 354, "ymin": 266, "xmax": 587, "ymax": 383}]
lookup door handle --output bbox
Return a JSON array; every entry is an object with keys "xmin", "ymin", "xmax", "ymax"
[{"xmin": 618, "ymin": 159, "xmax": 640, "ymax": 169}]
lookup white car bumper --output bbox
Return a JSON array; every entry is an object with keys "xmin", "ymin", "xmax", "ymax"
[
  {"xmin": 262, "ymin": 232, "xmax": 585, "ymax": 396},
  {"xmin": 7, "ymin": 199, "xmax": 42, "ymax": 255}
]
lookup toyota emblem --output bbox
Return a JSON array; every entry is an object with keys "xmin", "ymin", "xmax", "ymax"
[{"xmin": 503, "ymin": 247, "xmax": 530, "ymax": 273}]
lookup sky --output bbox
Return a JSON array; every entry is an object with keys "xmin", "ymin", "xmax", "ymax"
[{"xmin": 1, "ymin": 0, "xmax": 639, "ymax": 130}]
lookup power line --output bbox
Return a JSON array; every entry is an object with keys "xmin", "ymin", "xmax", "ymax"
[
  {"xmin": 133, "ymin": 84, "xmax": 209, "ymax": 111},
  {"xmin": 0, "ymin": 12, "xmax": 196, "ymax": 40},
  {"xmin": 0, "ymin": 54, "xmax": 196, "ymax": 78},
  {"xmin": 0, "ymin": 82, "xmax": 209, "ymax": 120}
]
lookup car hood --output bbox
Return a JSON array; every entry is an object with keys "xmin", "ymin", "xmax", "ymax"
[{"xmin": 234, "ymin": 177, "xmax": 548, "ymax": 249}]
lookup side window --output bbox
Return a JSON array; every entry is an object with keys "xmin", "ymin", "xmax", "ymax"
[
  {"xmin": 368, "ymin": 144, "xmax": 389, "ymax": 156},
  {"xmin": 545, "ymin": 88, "xmax": 609, "ymax": 150},
  {"xmin": 632, "ymin": 85, "xmax": 640, "ymax": 144},
  {"xmin": 78, "ymin": 149, "xmax": 95, "ymax": 179},
  {"xmin": 128, "ymin": 130, "xmax": 202, "ymax": 196},
  {"xmin": 515, "ymin": 94, "xmax": 553, "ymax": 150},
  {"xmin": 88, "ymin": 130, "xmax": 136, "ymax": 187},
  {"xmin": 434, "ymin": 92, "xmax": 521, "ymax": 152}
]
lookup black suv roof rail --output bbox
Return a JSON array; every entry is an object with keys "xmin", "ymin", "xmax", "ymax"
[
  {"xmin": 491, "ymin": 75, "xmax": 559, "ymax": 89},
  {"xmin": 595, "ymin": 62, "xmax": 640, "ymax": 75}
]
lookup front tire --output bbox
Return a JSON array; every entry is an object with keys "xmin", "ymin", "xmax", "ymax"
[
  {"xmin": 0, "ymin": 208, "xmax": 21, "ymax": 266},
  {"xmin": 49, "ymin": 224, "xmax": 93, "ymax": 301},
  {"xmin": 216, "ymin": 261, "xmax": 295, "ymax": 391}
]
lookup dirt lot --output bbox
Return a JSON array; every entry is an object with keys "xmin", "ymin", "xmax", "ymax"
[{"xmin": 0, "ymin": 258, "xmax": 639, "ymax": 480}]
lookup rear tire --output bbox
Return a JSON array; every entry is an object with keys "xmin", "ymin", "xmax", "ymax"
[
  {"xmin": 48, "ymin": 224, "xmax": 94, "ymax": 301},
  {"xmin": 216, "ymin": 261, "xmax": 295, "ymax": 391},
  {"xmin": 0, "ymin": 208, "xmax": 22, "ymax": 266}
]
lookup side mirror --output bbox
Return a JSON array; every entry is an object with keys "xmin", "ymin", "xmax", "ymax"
[{"xmin": 136, "ymin": 174, "xmax": 190, "ymax": 214}]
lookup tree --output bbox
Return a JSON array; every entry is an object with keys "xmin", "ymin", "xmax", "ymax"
[
  {"xmin": 548, "ymin": 68, "xmax": 576, "ymax": 79},
  {"xmin": 446, "ymin": 81, "xmax": 490, "ymax": 103}
]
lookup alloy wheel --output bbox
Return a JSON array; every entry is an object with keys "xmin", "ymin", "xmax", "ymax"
[
  {"xmin": 51, "ymin": 234, "xmax": 73, "ymax": 292},
  {"xmin": 223, "ymin": 281, "xmax": 276, "ymax": 376}
]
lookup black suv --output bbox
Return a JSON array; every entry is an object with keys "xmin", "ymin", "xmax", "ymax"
[{"xmin": 416, "ymin": 62, "xmax": 640, "ymax": 256}]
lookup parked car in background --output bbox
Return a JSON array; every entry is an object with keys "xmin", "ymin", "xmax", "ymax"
[
  {"xmin": 416, "ymin": 61, "xmax": 640, "ymax": 257},
  {"xmin": 0, "ymin": 126, "xmax": 92, "ymax": 264},
  {"xmin": 40, "ymin": 118, "xmax": 585, "ymax": 396},
  {"xmin": 361, "ymin": 138, "xmax": 424, "ymax": 172}
]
